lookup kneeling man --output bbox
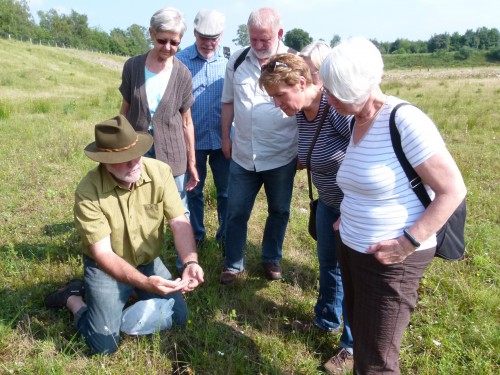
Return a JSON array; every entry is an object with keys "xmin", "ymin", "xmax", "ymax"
[{"xmin": 45, "ymin": 115, "xmax": 204, "ymax": 354}]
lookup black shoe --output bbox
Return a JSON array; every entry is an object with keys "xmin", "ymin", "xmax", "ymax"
[
  {"xmin": 263, "ymin": 263, "xmax": 282, "ymax": 280},
  {"xmin": 220, "ymin": 270, "xmax": 238, "ymax": 285},
  {"xmin": 45, "ymin": 279, "xmax": 84, "ymax": 309}
]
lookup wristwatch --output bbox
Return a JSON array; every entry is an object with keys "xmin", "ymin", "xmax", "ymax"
[
  {"xmin": 403, "ymin": 229, "xmax": 421, "ymax": 248},
  {"xmin": 183, "ymin": 260, "xmax": 198, "ymax": 269}
]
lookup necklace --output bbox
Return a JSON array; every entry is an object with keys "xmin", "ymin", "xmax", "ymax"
[{"xmin": 355, "ymin": 98, "xmax": 387, "ymax": 127}]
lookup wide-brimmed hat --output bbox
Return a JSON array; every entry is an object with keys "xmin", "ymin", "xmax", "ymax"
[
  {"xmin": 84, "ymin": 115, "xmax": 153, "ymax": 163},
  {"xmin": 194, "ymin": 10, "xmax": 225, "ymax": 38}
]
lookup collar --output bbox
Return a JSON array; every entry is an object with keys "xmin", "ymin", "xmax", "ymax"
[{"xmin": 187, "ymin": 43, "xmax": 223, "ymax": 62}]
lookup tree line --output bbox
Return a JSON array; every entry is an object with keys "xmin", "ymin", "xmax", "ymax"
[
  {"xmin": 235, "ymin": 25, "xmax": 500, "ymax": 61},
  {"xmin": 2, "ymin": 0, "xmax": 499, "ymax": 60},
  {"xmin": 0, "ymin": 0, "xmax": 150, "ymax": 56}
]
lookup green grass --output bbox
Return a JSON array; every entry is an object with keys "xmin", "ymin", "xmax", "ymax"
[
  {"xmin": 383, "ymin": 50, "xmax": 498, "ymax": 70},
  {"xmin": 0, "ymin": 38, "xmax": 499, "ymax": 374}
]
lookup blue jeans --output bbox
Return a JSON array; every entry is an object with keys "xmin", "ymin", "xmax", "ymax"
[
  {"xmin": 314, "ymin": 200, "xmax": 353, "ymax": 350},
  {"xmin": 74, "ymin": 256, "xmax": 187, "ymax": 354},
  {"xmin": 187, "ymin": 149, "xmax": 229, "ymax": 242},
  {"xmin": 224, "ymin": 159, "xmax": 296, "ymax": 273},
  {"xmin": 173, "ymin": 174, "xmax": 190, "ymax": 272}
]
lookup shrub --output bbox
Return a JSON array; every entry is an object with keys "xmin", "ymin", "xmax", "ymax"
[
  {"xmin": 454, "ymin": 46, "xmax": 476, "ymax": 60},
  {"xmin": 486, "ymin": 48, "xmax": 500, "ymax": 62},
  {"xmin": 0, "ymin": 101, "xmax": 11, "ymax": 119}
]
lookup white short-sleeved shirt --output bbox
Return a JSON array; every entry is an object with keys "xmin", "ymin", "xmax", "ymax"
[
  {"xmin": 221, "ymin": 43, "xmax": 297, "ymax": 172},
  {"xmin": 337, "ymin": 96, "xmax": 446, "ymax": 252}
]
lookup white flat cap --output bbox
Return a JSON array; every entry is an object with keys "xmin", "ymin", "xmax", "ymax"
[{"xmin": 194, "ymin": 10, "xmax": 225, "ymax": 38}]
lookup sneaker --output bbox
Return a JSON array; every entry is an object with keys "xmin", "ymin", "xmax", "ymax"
[
  {"xmin": 45, "ymin": 279, "xmax": 85, "ymax": 309},
  {"xmin": 220, "ymin": 270, "xmax": 238, "ymax": 285},
  {"xmin": 324, "ymin": 348, "xmax": 354, "ymax": 374},
  {"xmin": 263, "ymin": 263, "xmax": 282, "ymax": 280},
  {"xmin": 292, "ymin": 320, "xmax": 341, "ymax": 335}
]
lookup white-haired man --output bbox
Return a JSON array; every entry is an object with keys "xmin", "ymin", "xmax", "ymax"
[{"xmin": 220, "ymin": 8, "xmax": 297, "ymax": 284}]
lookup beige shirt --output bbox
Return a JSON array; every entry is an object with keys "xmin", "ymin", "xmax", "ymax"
[{"xmin": 74, "ymin": 158, "xmax": 185, "ymax": 267}]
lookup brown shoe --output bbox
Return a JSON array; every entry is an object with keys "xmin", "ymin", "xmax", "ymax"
[
  {"xmin": 324, "ymin": 348, "xmax": 353, "ymax": 374},
  {"xmin": 292, "ymin": 320, "xmax": 341, "ymax": 335},
  {"xmin": 220, "ymin": 270, "xmax": 238, "ymax": 285},
  {"xmin": 263, "ymin": 263, "xmax": 282, "ymax": 280}
]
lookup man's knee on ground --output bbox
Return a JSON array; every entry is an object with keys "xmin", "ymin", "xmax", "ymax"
[{"xmin": 87, "ymin": 332, "xmax": 120, "ymax": 355}]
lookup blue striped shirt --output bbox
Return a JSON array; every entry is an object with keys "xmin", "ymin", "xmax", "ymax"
[
  {"xmin": 297, "ymin": 94, "xmax": 352, "ymax": 208},
  {"xmin": 176, "ymin": 44, "xmax": 228, "ymax": 150}
]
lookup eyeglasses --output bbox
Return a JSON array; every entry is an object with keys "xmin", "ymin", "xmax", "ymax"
[
  {"xmin": 155, "ymin": 37, "xmax": 181, "ymax": 47},
  {"xmin": 261, "ymin": 61, "xmax": 289, "ymax": 73}
]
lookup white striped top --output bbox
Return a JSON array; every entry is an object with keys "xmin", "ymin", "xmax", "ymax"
[{"xmin": 337, "ymin": 96, "xmax": 445, "ymax": 252}]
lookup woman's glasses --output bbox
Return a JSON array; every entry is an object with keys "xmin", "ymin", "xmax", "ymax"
[
  {"xmin": 261, "ymin": 61, "xmax": 289, "ymax": 73},
  {"xmin": 155, "ymin": 37, "xmax": 181, "ymax": 47}
]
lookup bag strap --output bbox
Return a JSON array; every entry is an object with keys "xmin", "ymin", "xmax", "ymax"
[
  {"xmin": 389, "ymin": 102, "xmax": 432, "ymax": 208},
  {"xmin": 306, "ymin": 104, "xmax": 331, "ymax": 201},
  {"xmin": 233, "ymin": 46, "xmax": 251, "ymax": 72}
]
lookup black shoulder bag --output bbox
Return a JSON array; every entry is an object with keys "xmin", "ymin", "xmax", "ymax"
[
  {"xmin": 306, "ymin": 104, "xmax": 331, "ymax": 241},
  {"xmin": 389, "ymin": 102, "xmax": 466, "ymax": 260}
]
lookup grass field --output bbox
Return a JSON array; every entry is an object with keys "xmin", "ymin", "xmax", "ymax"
[{"xmin": 0, "ymin": 38, "xmax": 499, "ymax": 374}]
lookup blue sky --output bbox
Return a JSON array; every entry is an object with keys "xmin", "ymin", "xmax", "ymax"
[{"xmin": 27, "ymin": 0, "xmax": 499, "ymax": 52}]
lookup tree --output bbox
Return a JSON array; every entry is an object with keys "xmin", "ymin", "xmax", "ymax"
[
  {"xmin": 232, "ymin": 24, "xmax": 249, "ymax": 47},
  {"xmin": 389, "ymin": 38, "xmax": 412, "ymax": 54},
  {"xmin": 463, "ymin": 29, "xmax": 479, "ymax": 49},
  {"xmin": 449, "ymin": 32, "xmax": 463, "ymax": 51},
  {"xmin": 126, "ymin": 24, "xmax": 150, "ymax": 55},
  {"xmin": 284, "ymin": 28, "xmax": 312, "ymax": 52},
  {"xmin": 110, "ymin": 28, "xmax": 129, "ymax": 54},
  {"xmin": 428, "ymin": 33, "xmax": 450, "ymax": 52},
  {"xmin": 0, "ymin": 0, "xmax": 35, "ymax": 36},
  {"xmin": 38, "ymin": 9, "xmax": 73, "ymax": 46},
  {"xmin": 330, "ymin": 34, "xmax": 341, "ymax": 47}
]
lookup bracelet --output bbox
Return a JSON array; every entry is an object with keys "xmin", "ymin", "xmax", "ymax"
[
  {"xmin": 403, "ymin": 229, "xmax": 421, "ymax": 248},
  {"xmin": 183, "ymin": 260, "xmax": 198, "ymax": 269}
]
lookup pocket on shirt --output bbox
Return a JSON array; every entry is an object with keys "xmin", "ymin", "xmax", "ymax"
[{"xmin": 143, "ymin": 202, "xmax": 164, "ymax": 226}]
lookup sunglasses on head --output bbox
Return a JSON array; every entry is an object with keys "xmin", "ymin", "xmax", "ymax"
[
  {"xmin": 155, "ymin": 37, "xmax": 181, "ymax": 47},
  {"xmin": 261, "ymin": 61, "xmax": 289, "ymax": 73}
]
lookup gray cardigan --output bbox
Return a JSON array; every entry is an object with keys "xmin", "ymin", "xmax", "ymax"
[{"xmin": 119, "ymin": 52, "xmax": 194, "ymax": 176}]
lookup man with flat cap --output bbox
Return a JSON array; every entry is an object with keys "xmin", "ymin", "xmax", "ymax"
[
  {"xmin": 176, "ymin": 10, "xmax": 230, "ymax": 249},
  {"xmin": 45, "ymin": 115, "xmax": 204, "ymax": 354}
]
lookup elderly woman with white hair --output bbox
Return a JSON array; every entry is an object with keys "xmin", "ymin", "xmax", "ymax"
[
  {"xmin": 320, "ymin": 37, "xmax": 466, "ymax": 374},
  {"xmin": 120, "ymin": 7, "xmax": 199, "ymax": 207},
  {"xmin": 119, "ymin": 7, "xmax": 199, "ymax": 271}
]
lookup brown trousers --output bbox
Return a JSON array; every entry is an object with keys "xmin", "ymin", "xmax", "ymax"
[{"xmin": 336, "ymin": 235, "xmax": 435, "ymax": 374}]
